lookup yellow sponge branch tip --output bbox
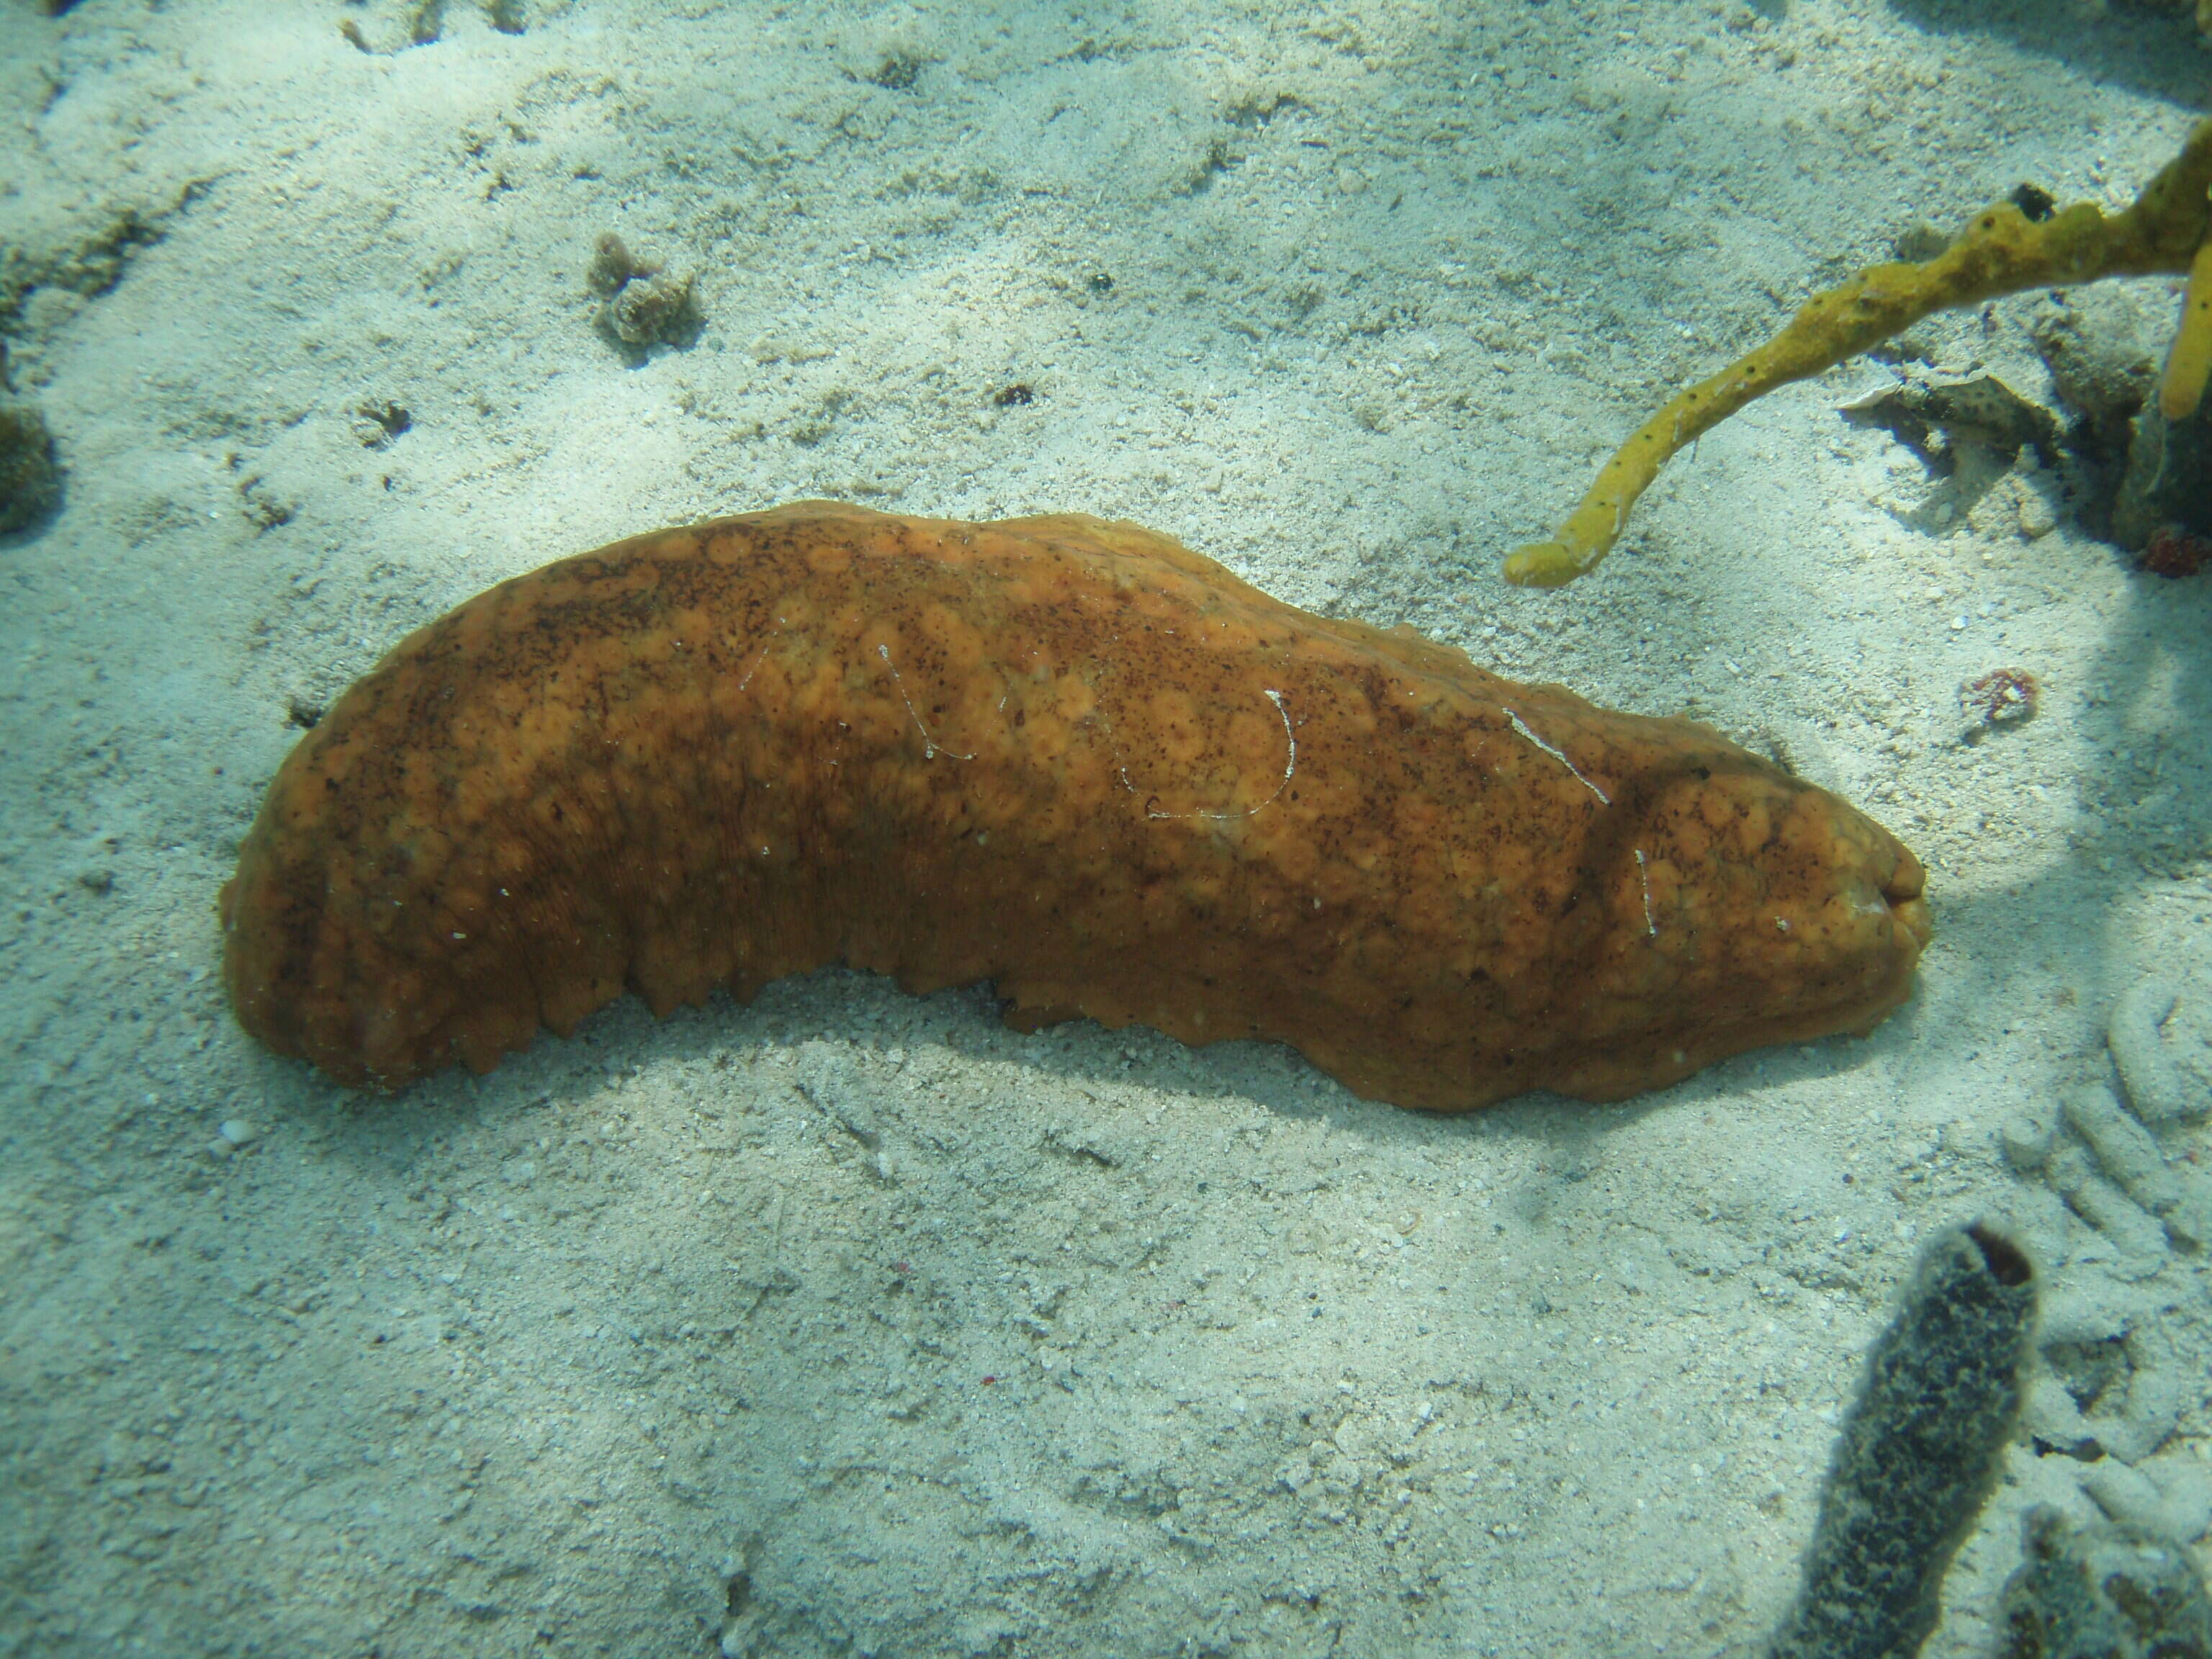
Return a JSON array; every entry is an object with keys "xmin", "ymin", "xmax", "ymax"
[
  {"xmin": 2157, "ymin": 228, "xmax": 2212, "ymax": 422},
  {"xmin": 1506, "ymin": 117, "xmax": 2212, "ymax": 588}
]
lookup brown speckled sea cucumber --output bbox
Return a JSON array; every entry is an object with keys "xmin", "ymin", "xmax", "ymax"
[{"xmin": 220, "ymin": 502, "xmax": 1929, "ymax": 1110}]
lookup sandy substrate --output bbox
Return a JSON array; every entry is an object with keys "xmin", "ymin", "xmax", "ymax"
[{"xmin": 2, "ymin": 2, "xmax": 2209, "ymax": 1655}]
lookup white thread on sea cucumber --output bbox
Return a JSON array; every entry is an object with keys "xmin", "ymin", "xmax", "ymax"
[
  {"xmin": 878, "ymin": 642, "xmax": 976, "ymax": 761},
  {"xmin": 1129, "ymin": 688, "xmax": 1296, "ymax": 822},
  {"xmin": 1634, "ymin": 848, "xmax": 1656, "ymax": 938},
  {"xmin": 1503, "ymin": 707, "xmax": 1610, "ymax": 806},
  {"xmin": 733, "ymin": 629, "xmax": 778, "ymax": 693}
]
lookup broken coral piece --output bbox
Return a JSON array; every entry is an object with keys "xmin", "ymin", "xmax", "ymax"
[
  {"xmin": 0, "ymin": 398, "xmax": 61, "ymax": 535},
  {"xmin": 586, "ymin": 231, "xmax": 698, "ymax": 349},
  {"xmin": 1838, "ymin": 374, "xmax": 2058, "ymax": 475},
  {"xmin": 1507, "ymin": 116, "xmax": 2212, "ymax": 588},
  {"xmin": 1959, "ymin": 666, "xmax": 2040, "ymax": 729}
]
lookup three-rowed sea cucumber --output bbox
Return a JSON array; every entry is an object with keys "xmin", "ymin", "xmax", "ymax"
[{"xmin": 221, "ymin": 502, "xmax": 1929, "ymax": 1110}]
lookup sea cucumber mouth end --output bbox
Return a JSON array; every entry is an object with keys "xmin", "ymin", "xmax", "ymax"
[
  {"xmin": 1893, "ymin": 895, "xmax": 1934, "ymax": 953},
  {"xmin": 1883, "ymin": 843, "xmax": 1933, "ymax": 950},
  {"xmin": 1884, "ymin": 844, "xmax": 1927, "ymax": 905}
]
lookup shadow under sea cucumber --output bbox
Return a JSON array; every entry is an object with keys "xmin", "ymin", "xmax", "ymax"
[{"xmin": 220, "ymin": 502, "xmax": 1929, "ymax": 1110}]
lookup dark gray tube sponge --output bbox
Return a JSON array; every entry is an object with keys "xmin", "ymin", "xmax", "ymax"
[{"xmin": 1768, "ymin": 1223, "xmax": 2038, "ymax": 1659}]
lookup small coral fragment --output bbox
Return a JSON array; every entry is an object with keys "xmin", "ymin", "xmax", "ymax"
[
  {"xmin": 2141, "ymin": 522, "xmax": 2212, "ymax": 577},
  {"xmin": 608, "ymin": 271, "xmax": 696, "ymax": 347},
  {"xmin": 1840, "ymin": 375, "xmax": 2057, "ymax": 475},
  {"xmin": 1509, "ymin": 117, "xmax": 2212, "ymax": 587},
  {"xmin": 1959, "ymin": 667, "xmax": 2040, "ymax": 729},
  {"xmin": 586, "ymin": 232, "xmax": 698, "ymax": 350},
  {"xmin": 585, "ymin": 231, "xmax": 645, "ymax": 297},
  {"xmin": 0, "ymin": 397, "xmax": 61, "ymax": 535}
]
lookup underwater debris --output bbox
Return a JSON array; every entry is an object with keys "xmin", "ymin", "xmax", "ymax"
[
  {"xmin": 585, "ymin": 233, "xmax": 699, "ymax": 351},
  {"xmin": 1839, "ymin": 376, "xmax": 2059, "ymax": 477},
  {"xmin": 1766, "ymin": 1223, "xmax": 2036, "ymax": 1659},
  {"xmin": 338, "ymin": 0, "xmax": 523, "ymax": 52},
  {"xmin": 2139, "ymin": 522, "xmax": 2212, "ymax": 577},
  {"xmin": 585, "ymin": 231, "xmax": 645, "ymax": 298},
  {"xmin": 1989, "ymin": 1506, "xmax": 2211, "ymax": 1659},
  {"xmin": 1508, "ymin": 117, "xmax": 2212, "ymax": 587},
  {"xmin": 1959, "ymin": 667, "xmax": 2041, "ymax": 731},
  {"xmin": 0, "ymin": 397, "xmax": 61, "ymax": 535}
]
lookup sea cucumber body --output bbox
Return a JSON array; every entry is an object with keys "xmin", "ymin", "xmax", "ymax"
[{"xmin": 221, "ymin": 502, "xmax": 1928, "ymax": 1110}]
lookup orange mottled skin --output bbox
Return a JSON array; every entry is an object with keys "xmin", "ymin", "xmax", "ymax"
[{"xmin": 222, "ymin": 503, "xmax": 1928, "ymax": 1110}]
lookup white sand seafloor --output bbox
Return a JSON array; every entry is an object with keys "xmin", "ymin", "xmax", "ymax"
[{"xmin": 2, "ymin": 1, "xmax": 2210, "ymax": 1655}]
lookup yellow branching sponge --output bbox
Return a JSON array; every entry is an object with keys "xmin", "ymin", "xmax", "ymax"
[
  {"xmin": 1507, "ymin": 117, "xmax": 2212, "ymax": 588},
  {"xmin": 2159, "ymin": 231, "xmax": 2212, "ymax": 421}
]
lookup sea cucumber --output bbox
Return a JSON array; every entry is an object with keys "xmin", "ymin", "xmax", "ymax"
[{"xmin": 220, "ymin": 502, "xmax": 1930, "ymax": 1110}]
